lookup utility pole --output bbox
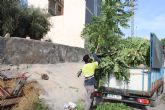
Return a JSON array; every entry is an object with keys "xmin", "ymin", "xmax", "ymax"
[
  {"xmin": 130, "ymin": 0, "xmax": 135, "ymax": 37},
  {"xmin": 94, "ymin": 0, "xmax": 97, "ymax": 16}
]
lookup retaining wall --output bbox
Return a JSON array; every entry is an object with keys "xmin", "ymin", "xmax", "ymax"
[{"xmin": 0, "ymin": 37, "xmax": 87, "ymax": 64}]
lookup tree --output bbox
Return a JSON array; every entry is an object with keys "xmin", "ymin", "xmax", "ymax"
[
  {"xmin": 161, "ymin": 38, "xmax": 165, "ymax": 47},
  {"xmin": 82, "ymin": 0, "xmax": 150, "ymax": 87},
  {"xmin": 82, "ymin": 0, "xmax": 133, "ymax": 84},
  {"xmin": 13, "ymin": 7, "xmax": 51, "ymax": 40},
  {"xmin": 0, "ymin": 0, "xmax": 50, "ymax": 40},
  {"xmin": 82, "ymin": 0, "xmax": 132, "ymax": 53},
  {"xmin": 0, "ymin": 0, "xmax": 21, "ymax": 35}
]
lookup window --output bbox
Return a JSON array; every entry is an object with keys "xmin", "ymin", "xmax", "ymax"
[
  {"xmin": 48, "ymin": 0, "xmax": 56, "ymax": 16},
  {"xmin": 48, "ymin": 0, "xmax": 64, "ymax": 16},
  {"xmin": 58, "ymin": 6, "xmax": 62, "ymax": 13}
]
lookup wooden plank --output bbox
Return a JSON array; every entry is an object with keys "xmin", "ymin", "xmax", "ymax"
[
  {"xmin": 0, "ymin": 97, "xmax": 21, "ymax": 106},
  {"xmin": 0, "ymin": 86, "xmax": 10, "ymax": 97}
]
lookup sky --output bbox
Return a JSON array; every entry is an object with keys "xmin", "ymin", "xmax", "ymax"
[{"xmin": 124, "ymin": 0, "xmax": 165, "ymax": 39}]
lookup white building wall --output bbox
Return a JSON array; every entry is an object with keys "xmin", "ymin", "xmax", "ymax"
[
  {"xmin": 47, "ymin": 16, "xmax": 65, "ymax": 45},
  {"xmin": 28, "ymin": 0, "xmax": 85, "ymax": 48},
  {"xmin": 63, "ymin": 0, "xmax": 85, "ymax": 48}
]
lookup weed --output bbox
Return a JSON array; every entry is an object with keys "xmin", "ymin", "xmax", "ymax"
[
  {"xmin": 75, "ymin": 100, "xmax": 84, "ymax": 110},
  {"xmin": 33, "ymin": 100, "xmax": 48, "ymax": 110}
]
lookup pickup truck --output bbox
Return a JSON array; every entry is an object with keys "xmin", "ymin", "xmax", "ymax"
[{"xmin": 93, "ymin": 33, "xmax": 164, "ymax": 107}]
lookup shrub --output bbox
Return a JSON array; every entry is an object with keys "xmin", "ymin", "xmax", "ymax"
[
  {"xmin": 33, "ymin": 100, "xmax": 49, "ymax": 110},
  {"xmin": 75, "ymin": 100, "xmax": 85, "ymax": 110},
  {"xmin": 96, "ymin": 103, "xmax": 133, "ymax": 110}
]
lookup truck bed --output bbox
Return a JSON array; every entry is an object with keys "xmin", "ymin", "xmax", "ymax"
[{"xmin": 103, "ymin": 68, "xmax": 164, "ymax": 97}]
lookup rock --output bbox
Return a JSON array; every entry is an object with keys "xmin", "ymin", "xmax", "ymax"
[
  {"xmin": 4, "ymin": 33, "xmax": 10, "ymax": 38},
  {"xmin": 41, "ymin": 74, "xmax": 49, "ymax": 80},
  {"xmin": 26, "ymin": 36, "xmax": 30, "ymax": 39}
]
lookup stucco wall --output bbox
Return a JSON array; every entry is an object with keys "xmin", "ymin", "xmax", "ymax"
[
  {"xmin": 28, "ymin": 0, "xmax": 85, "ymax": 48},
  {"xmin": 63, "ymin": 0, "xmax": 85, "ymax": 48},
  {"xmin": 0, "ymin": 37, "xmax": 87, "ymax": 64}
]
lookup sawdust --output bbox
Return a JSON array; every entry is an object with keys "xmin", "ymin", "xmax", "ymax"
[{"xmin": 0, "ymin": 79, "xmax": 17, "ymax": 92}]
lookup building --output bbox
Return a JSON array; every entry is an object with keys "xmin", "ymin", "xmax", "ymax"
[{"xmin": 27, "ymin": 0, "xmax": 101, "ymax": 48}]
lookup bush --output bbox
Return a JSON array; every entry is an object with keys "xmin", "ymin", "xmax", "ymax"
[
  {"xmin": 75, "ymin": 100, "xmax": 85, "ymax": 110},
  {"xmin": 96, "ymin": 103, "xmax": 133, "ymax": 110}
]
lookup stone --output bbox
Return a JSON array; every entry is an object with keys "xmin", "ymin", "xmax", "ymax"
[
  {"xmin": 41, "ymin": 74, "xmax": 49, "ymax": 80},
  {"xmin": 4, "ymin": 33, "xmax": 10, "ymax": 38}
]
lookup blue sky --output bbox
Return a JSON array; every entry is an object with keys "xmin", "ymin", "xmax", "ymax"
[{"xmin": 124, "ymin": 0, "xmax": 165, "ymax": 39}]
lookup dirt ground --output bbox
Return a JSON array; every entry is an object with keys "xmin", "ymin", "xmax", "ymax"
[
  {"xmin": 18, "ymin": 63, "xmax": 85, "ymax": 110},
  {"xmin": 1, "ymin": 63, "xmax": 165, "ymax": 110}
]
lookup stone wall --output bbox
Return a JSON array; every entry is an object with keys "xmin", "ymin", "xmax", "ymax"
[{"xmin": 0, "ymin": 37, "xmax": 87, "ymax": 64}]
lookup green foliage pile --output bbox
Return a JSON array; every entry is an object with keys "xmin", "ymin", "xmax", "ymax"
[
  {"xmin": 0, "ymin": 0, "xmax": 50, "ymax": 39},
  {"xmin": 119, "ymin": 37, "xmax": 150, "ymax": 67},
  {"xmin": 82, "ymin": 0, "xmax": 150, "ymax": 84},
  {"xmin": 96, "ymin": 103, "xmax": 133, "ymax": 110},
  {"xmin": 94, "ymin": 37, "xmax": 150, "ymax": 84}
]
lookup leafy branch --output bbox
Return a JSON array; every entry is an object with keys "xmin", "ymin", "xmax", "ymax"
[{"xmin": 82, "ymin": 0, "xmax": 149, "ymax": 87}]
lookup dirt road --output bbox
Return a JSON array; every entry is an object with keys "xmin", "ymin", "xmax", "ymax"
[{"xmin": 19, "ymin": 63, "xmax": 85, "ymax": 110}]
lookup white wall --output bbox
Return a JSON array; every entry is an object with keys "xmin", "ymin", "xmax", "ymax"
[
  {"xmin": 47, "ymin": 16, "xmax": 65, "ymax": 44},
  {"xmin": 28, "ymin": 0, "xmax": 85, "ymax": 48},
  {"xmin": 63, "ymin": 0, "xmax": 85, "ymax": 48}
]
